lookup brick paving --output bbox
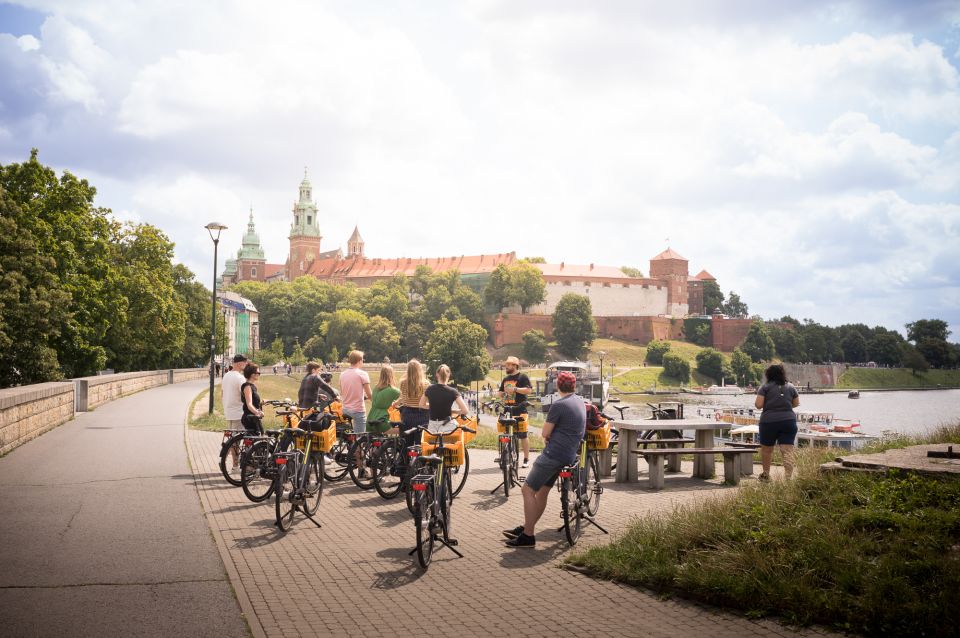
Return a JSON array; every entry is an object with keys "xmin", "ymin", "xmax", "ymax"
[{"xmin": 188, "ymin": 430, "xmax": 841, "ymax": 638}]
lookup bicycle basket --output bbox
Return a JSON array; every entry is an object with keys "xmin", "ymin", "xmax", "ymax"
[
  {"xmin": 421, "ymin": 437, "xmax": 465, "ymax": 466},
  {"xmin": 293, "ymin": 421, "xmax": 336, "ymax": 453},
  {"xmin": 456, "ymin": 414, "xmax": 479, "ymax": 444},
  {"xmin": 497, "ymin": 412, "xmax": 528, "ymax": 434},
  {"xmin": 586, "ymin": 421, "xmax": 612, "ymax": 450}
]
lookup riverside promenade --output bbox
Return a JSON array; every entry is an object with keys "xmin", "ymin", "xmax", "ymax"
[{"xmin": 2, "ymin": 380, "xmax": 840, "ymax": 637}]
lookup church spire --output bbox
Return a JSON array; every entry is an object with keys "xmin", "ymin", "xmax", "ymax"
[{"xmin": 347, "ymin": 225, "xmax": 364, "ymax": 257}]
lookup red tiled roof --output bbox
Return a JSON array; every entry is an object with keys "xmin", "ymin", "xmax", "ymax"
[
  {"xmin": 651, "ymin": 247, "xmax": 687, "ymax": 261},
  {"xmin": 536, "ymin": 263, "xmax": 631, "ymax": 279},
  {"xmin": 695, "ymin": 269, "xmax": 716, "ymax": 280},
  {"xmin": 304, "ymin": 253, "xmax": 518, "ymax": 279},
  {"xmin": 264, "ymin": 264, "xmax": 285, "ymax": 278}
]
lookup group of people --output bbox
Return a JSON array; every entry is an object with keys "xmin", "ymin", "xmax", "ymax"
[{"xmin": 220, "ymin": 350, "xmax": 801, "ymax": 550}]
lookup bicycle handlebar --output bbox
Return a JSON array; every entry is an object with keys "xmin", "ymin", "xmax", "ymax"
[{"xmin": 402, "ymin": 422, "xmax": 476, "ymax": 437}]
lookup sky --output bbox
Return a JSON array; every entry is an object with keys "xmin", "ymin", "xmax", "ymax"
[{"xmin": 1, "ymin": 0, "xmax": 959, "ymax": 338}]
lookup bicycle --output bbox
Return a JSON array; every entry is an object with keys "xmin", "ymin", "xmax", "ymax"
[
  {"xmin": 273, "ymin": 414, "xmax": 336, "ymax": 532},
  {"xmin": 484, "ymin": 400, "xmax": 528, "ymax": 497},
  {"xmin": 556, "ymin": 430, "xmax": 609, "ymax": 546},
  {"xmin": 370, "ymin": 417, "xmax": 412, "ymax": 500},
  {"xmin": 219, "ymin": 398, "xmax": 294, "ymax": 485},
  {"xmin": 405, "ymin": 418, "xmax": 475, "ymax": 569}
]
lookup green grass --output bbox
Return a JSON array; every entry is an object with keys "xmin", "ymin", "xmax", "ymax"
[
  {"xmin": 567, "ymin": 423, "xmax": 960, "ymax": 635},
  {"xmin": 468, "ymin": 428, "xmax": 546, "ymax": 452},
  {"xmin": 611, "ymin": 367, "xmax": 714, "ymax": 393},
  {"xmin": 188, "ymin": 374, "xmax": 303, "ymax": 432},
  {"xmin": 837, "ymin": 367, "xmax": 960, "ymax": 389}
]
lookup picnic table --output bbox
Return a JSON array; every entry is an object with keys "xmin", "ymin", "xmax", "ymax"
[{"xmin": 612, "ymin": 418, "xmax": 733, "ymax": 483}]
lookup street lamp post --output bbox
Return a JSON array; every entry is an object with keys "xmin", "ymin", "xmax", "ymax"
[
  {"xmin": 206, "ymin": 222, "xmax": 228, "ymax": 414},
  {"xmin": 597, "ymin": 350, "xmax": 606, "ymax": 409}
]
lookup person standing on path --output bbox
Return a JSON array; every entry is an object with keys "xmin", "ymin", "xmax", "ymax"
[
  {"xmin": 394, "ymin": 359, "xmax": 430, "ymax": 454},
  {"xmin": 222, "ymin": 354, "xmax": 248, "ymax": 430},
  {"xmin": 367, "ymin": 365, "xmax": 400, "ymax": 433},
  {"xmin": 340, "ymin": 350, "xmax": 372, "ymax": 433},
  {"xmin": 419, "ymin": 364, "xmax": 469, "ymax": 422},
  {"xmin": 240, "ymin": 363, "xmax": 265, "ymax": 434},
  {"xmin": 755, "ymin": 363, "xmax": 799, "ymax": 481},
  {"xmin": 298, "ymin": 361, "xmax": 339, "ymax": 409},
  {"xmin": 498, "ymin": 355, "xmax": 533, "ymax": 467},
  {"xmin": 503, "ymin": 371, "xmax": 585, "ymax": 548}
]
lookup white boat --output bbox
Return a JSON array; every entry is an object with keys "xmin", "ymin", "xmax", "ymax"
[
  {"xmin": 536, "ymin": 361, "xmax": 609, "ymax": 411},
  {"xmin": 702, "ymin": 384, "xmax": 745, "ymax": 395},
  {"xmin": 707, "ymin": 407, "xmax": 877, "ymax": 450}
]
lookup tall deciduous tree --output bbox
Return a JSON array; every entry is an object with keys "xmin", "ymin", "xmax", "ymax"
[
  {"xmin": 423, "ymin": 318, "xmax": 491, "ymax": 384},
  {"xmin": 721, "ymin": 291, "xmax": 749, "ymax": 317},
  {"xmin": 901, "ymin": 344, "xmax": 929, "ymax": 377},
  {"xmin": 484, "ymin": 264, "xmax": 512, "ymax": 312},
  {"xmin": 662, "ymin": 353, "xmax": 690, "ymax": 383},
  {"xmin": 695, "ymin": 348, "xmax": 725, "ymax": 383},
  {"xmin": 172, "ymin": 264, "xmax": 214, "ymax": 368},
  {"xmin": 740, "ymin": 320, "xmax": 775, "ymax": 363},
  {"xmin": 867, "ymin": 333, "xmax": 903, "ymax": 366},
  {"xmin": 906, "ymin": 319, "xmax": 950, "ymax": 344},
  {"xmin": 768, "ymin": 324, "xmax": 804, "ymax": 362},
  {"xmin": 552, "ymin": 294, "xmax": 597, "ymax": 359},
  {"xmin": 841, "ymin": 331, "xmax": 868, "ymax": 364},
  {"xmin": 521, "ymin": 329, "xmax": 548, "ymax": 363},
  {"xmin": 701, "ymin": 280, "xmax": 724, "ymax": 314},
  {"xmin": 508, "ymin": 262, "xmax": 547, "ymax": 313},
  {"xmin": 730, "ymin": 348, "xmax": 760, "ymax": 386}
]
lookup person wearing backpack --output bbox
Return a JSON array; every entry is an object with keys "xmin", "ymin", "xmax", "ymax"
[{"xmin": 755, "ymin": 364, "xmax": 799, "ymax": 481}]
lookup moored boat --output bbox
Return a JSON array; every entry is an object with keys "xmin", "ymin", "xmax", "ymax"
[
  {"xmin": 536, "ymin": 360, "xmax": 609, "ymax": 411},
  {"xmin": 704, "ymin": 407, "xmax": 877, "ymax": 450}
]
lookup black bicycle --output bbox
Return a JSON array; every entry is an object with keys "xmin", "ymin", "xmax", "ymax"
[
  {"xmin": 557, "ymin": 435, "xmax": 608, "ymax": 546},
  {"xmin": 370, "ymin": 418, "xmax": 416, "ymax": 500},
  {"xmin": 484, "ymin": 400, "xmax": 527, "ymax": 497},
  {"xmin": 273, "ymin": 417, "xmax": 332, "ymax": 532},
  {"xmin": 405, "ymin": 419, "xmax": 475, "ymax": 569}
]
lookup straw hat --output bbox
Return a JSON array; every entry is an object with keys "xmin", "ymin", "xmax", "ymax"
[{"xmin": 505, "ymin": 356, "xmax": 520, "ymax": 366}]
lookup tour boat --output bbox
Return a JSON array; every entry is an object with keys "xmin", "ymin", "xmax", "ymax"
[
  {"xmin": 848, "ymin": 390, "xmax": 860, "ymax": 399},
  {"xmin": 536, "ymin": 361, "xmax": 609, "ymax": 411},
  {"xmin": 704, "ymin": 407, "xmax": 877, "ymax": 450}
]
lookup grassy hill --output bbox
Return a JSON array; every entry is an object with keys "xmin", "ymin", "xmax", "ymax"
[{"xmin": 837, "ymin": 367, "xmax": 960, "ymax": 389}]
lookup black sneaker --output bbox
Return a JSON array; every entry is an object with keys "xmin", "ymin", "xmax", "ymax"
[
  {"xmin": 505, "ymin": 533, "xmax": 536, "ymax": 548},
  {"xmin": 502, "ymin": 525, "xmax": 524, "ymax": 539}
]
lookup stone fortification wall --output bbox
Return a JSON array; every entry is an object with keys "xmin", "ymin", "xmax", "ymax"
[
  {"xmin": 783, "ymin": 363, "xmax": 847, "ymax": 389},
  {"xmin": 520, "ymin": 280, "xmax": 670, "ymax": 317},
  {"xmin": 488, "ymin": 314, "xmax": 683, "ymax": 348},
  {"xmin": 0, "ymin": 382, "xmax": 75, "ymax": 456},
  {"xmin": 0, "ymin": 368, "xmax": 209, "ymax": 456}
]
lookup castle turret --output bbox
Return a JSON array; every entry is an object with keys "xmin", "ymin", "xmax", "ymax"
[
  {"xmin": 347, "ymin": 225, "xmax": 364, "ymax": 258},
  {"xmin": 287, "ymin": 169, "xmax": 322, "ymax": 279},
  {"xmin": 236, "ymin": 207, "xmax": 267, "ymax": 281},
  {"xmin": 649, "ymin": 247, "xmax": 689, "ymax": 317}
]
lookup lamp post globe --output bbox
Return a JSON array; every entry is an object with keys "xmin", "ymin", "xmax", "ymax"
[{"xmin": 205, "ymin": 222, "xmax": 227, "ymax": 414}]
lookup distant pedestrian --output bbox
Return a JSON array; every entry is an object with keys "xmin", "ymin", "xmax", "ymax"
[
  {"xmin": 755, "ymin": 364, "xmax": 799, "ymax": 481},
  {"xmin": 222, "ymin": 354, "xmax": 248, "ymax": 431},
  {"xmin": 240, "ymin": 363, "xmax": 264, "ymax": 434}
]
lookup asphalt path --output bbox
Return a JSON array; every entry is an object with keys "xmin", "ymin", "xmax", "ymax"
[{"xmin": 0, "ymin": 380, "xmax": 248, "ymax": 638}]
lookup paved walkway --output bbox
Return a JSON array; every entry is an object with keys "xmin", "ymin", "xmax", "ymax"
[
  {"xmin": 188, "ymin": 425, "xmax": 840, "ymax": 637},
  {"xmin": 0, "ymin": 380, "xmax": 247, "ymax": 638}
]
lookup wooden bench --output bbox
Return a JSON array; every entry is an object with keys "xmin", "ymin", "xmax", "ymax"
[
  {"xmin": 632, "ymin": 448, "xmax": 755, "ymax": 490},
  {"xmin": 722, "ymin": 442, "xmax": 760, "ymax": 475},
  {"xmin": 636, "ymin": 438, "xmax": 696, "ymax": 472}
]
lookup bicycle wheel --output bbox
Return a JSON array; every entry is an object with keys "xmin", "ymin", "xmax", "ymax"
[
  {"xmin": 501, "ymin": 439, "xmax": 512, "ymax": 498},
  {"xmin": 241, "ymin": 439, "xmax": 275, "ymax": 502},
  {"xmin": 414, "ymin": 484, "xmax": 435, "ymax": 568},
  {"xmin": 275, "ymin": 461, "xmax": 297, "ymax": 532},
  {"xmin": 405, "ymin": 457, "xmax": 425, "ymax": 515},
  {"xmin": 560, "ymin": 473, "xmax": 582, "ymax": 546},
  {"xmin": 374, "ymin": 439, "xmax": 403, "ymax": 500},
  {"xmin": 586, "ymin": 454, "xmax": 602, "ymax": 517},
  {"xmin": 302, "ymin": 455, "xmax": 323, "ymax": 516},
  {"xmin": 323, "ymin": 438, "xmax": 350, "ymax": 482},
  {"xmin": 439, "ymin": 473, "xmax": 452, "ymax": 540},
  {"xmin": 219, "ymin": 433, "xmax": 246, "ymax": 486},
  {"xmin": 450, "ymin": 447, "xmax": 469, "ymax": 498},
  {"xmin": 348, "ymin": 436, "xmax": 376, "ymax": 490}
]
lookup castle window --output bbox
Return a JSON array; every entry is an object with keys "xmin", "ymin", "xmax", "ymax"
[
  {"xmin": 307, "ymin": 216, "xmax": 312, "ymax": 225},
  {"xmin": 622, "ymin": 283, "xmax": 629, "ymax": 288},
  {"xmin": 603, "ymin": 282, "xmax": 611, "ymax": 287},
  {"xmin": 563, "ymin": 280, "xmax": 571, "ymax": 286},
  {"xmin": 251, "ymin": 267, "xmax": 257, "ymax": 277},
  {"xmin": 643, "ymin": 284, "xmax": 649, "ymax": 289},
  {"xmin": 584, "ymin": 281, "xmax": 591, "ymax": 287}
]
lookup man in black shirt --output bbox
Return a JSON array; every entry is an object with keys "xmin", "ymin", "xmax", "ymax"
[
  {"xmin": 498, "ymin": 356, "xmax": 533, "ymax": 467},
  {"xmin": 298, "ymin": 361, "xmax": 339, "ymax": 409}
]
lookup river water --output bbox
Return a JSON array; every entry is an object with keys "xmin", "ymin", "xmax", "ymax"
[{"xmin": 615, "ymin": 389, "xmax": 960, "ymax": 437}]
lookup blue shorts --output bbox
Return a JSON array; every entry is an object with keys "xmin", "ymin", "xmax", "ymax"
[
  {"xmin": 343, "ymin": 408, "xmax": 366, "ymax": 434},
  {"xmin": 524, "ymin": 454, "xmax": 567, "ymax": 491},
  {"xmin": 759, "ymin": 417, "xmax": 798, "ymax": 446}
]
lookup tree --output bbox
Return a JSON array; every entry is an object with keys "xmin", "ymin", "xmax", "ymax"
[
  {"xmin": 868, "ymin": 333, "xmax": 902, "ymax": 366},
  {"xmin": 508, "ymin": 262, "xmax": 547, "ymax": 313},
  {"xmin": 322, "ymin": 309, "xmax": 368, "ymax": 360},
  {"xmin": 662, "ymin": 353, "xmax": 690, "ymax": 382},
  {"xmin": 452, "ymin": 286, "xmax": 485, "ymax": 325},
  {"xmin": 262, "ymin": 336, "xmax": 286, "ymax": 365},
  {"xmin": 769, "ymin": 324, "xmax": 804, "ymax": 362},
  {"xmin": 552, "ymin": 294, "xmax": 597, "ymax": 359},
  {"xmin": 362, "ymin": 316, "xmax": 401, "ymax": 362},
  {"xmin": 695, "ymin": 348, "xmax": 725, "ymax": 383},
  {"xmin": 288, "ymin": 339, "xmax": 306, "ymax": 366},
  {"xmin": 740, "ymin": 320, "xmax": 775, "ymax": 363},
  {"xmin": 521, "ymin": 329, "xmax": 548, "ymax": 363},
  {"xmin": 901, "ymin": 344, "xmax": 929, "ymax": 377},
  {"xmin": 906, "ymin": 319, "xmax": 950, "ymax": 344},
  {"xmin": 524, "ymin": 256, "xmax": 546, "ymax": 263},
  {"xmin": 916, "ymin": 337, "xmax": 953, "ymax": 369},
  {"xmin": 721, "ymin": 291, "xmax": 749, "ymax": 317},
  {"xmin": 730, "ymin": 348, "xmax": 760, "ymax": 386},
  {"xmin": 645, "ymin": 340, "xmax": 671, "ymax": 365},
  {"xmin": 620, "ymin": 266, "xmax": 644, "ymax": 278},
  {"xmin": 841, "ymin": 331, "xmax": 868, "ymax": 364},
  {"xmin": 702, "ymin": 280, "xmax": 724, "ymax": 314},
  {"xmin": 423, "ymin": 318, "xmax": 491, "ymax": 384},
  {"xmin": 683, "ymin": 318, "xmax": 711, "ymax": 346},
  {"xmin": 172, "ymin": 264, "xmax": 214, "ymax": 368}
]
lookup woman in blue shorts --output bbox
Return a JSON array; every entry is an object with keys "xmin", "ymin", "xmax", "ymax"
[{"xmin": 755, "ymin": 364, "xmax": 799, "ymax": 481}]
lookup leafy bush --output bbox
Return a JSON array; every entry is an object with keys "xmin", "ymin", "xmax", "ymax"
[
  {"xmin": 645, "ymin": 340, "xmax": 671, "ymax": 364},
  {"xmin": 661, "ymin": 353, "xmax": 690, "ymax": 382}
]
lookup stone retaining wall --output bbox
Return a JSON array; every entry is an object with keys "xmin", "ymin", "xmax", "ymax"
[
  {"xmin": 1, "ymin": 368, "xmax": 209, "ymax": 456},
  {"xmin": 0, "ymin": 382, "xmax": 75, "ymax": 456}
]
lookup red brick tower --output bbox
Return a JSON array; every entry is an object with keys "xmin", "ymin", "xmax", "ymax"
[{"xmin": 649, "ymin": 247, "xmax": 690, "ymax": 317}]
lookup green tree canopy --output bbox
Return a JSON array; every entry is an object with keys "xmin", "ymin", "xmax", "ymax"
[
  {"xmin": 645, "ymin": 340, "xmax": 671, "ymax": 365},
  {"xmin": 730, "ymin": 348, "xmax": 761, "ymax": 386},
  {"xmin": 695, "ymin": 348, "xmax": 725, "ymax": 383},
  {"xmin": 423, "ymin": 318, "xmax": 491, "ymax": 384},
  {"xmin": 721, "ymin": 291, "xmax": 749, "ymax": 317},
  {"xmin": 322, "ymin": 309, "xmax": 368, "ymax": 360},
  {"xmin": 916, "ymin": 337, "xmax": 954, "ymax": 369},
  {"xmin": 740, "ymin": 320, "xmax": 775, "ymax": 363},
  {"xmin": 173, "ymin": 264, "xmax": 215, "ymax": 368},
  {"xmin": 552, "ymin": 293, "xmax": 597, "ymax": 359},
  {"xmin": 620, "ymin": 266, "xmax": 644, "ymax": 278},
  {"xmin": 701, "ymin": 280, "xmax": 724, "ymax": 314},
  {"xmin": 768, "ymin": 324, "xmax": 805, "ymax": 362},
  {"xmin": 841, "ymin": 331, "xmax": 868, "ymax": 364},
  {"xmin": 521, "ymin": 329, "xmax": 548, "ymax": 363},
  {"xmin": 906, "ymin": 319, "xmax": 950, "ymax": 343},
  {"xmin": 867, "ymin": 333, "xmax": 903, "ymax": 366},
  {"xmin": 508, "ymin": 262, "xmax": 547, "ymax": 313},
  {"xmin": 901, "ymin": 344, "xmax": 930, "ymax": 377},
  {"xmin": 483, "ymin": 264, "xmax": 511, "ymax": 312},
  {"xmin": 662, "ymin": 353, "xmax": 690, "ymax": 383}
]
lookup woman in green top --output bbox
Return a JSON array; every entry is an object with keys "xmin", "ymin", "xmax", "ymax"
[{"xmin": 367, "ymin": 365, "xmax": 401, "ymax": 433}]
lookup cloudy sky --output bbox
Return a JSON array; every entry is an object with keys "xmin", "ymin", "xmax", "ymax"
[{"xmin": 1, "ymin": 0, "xmax": 959, "ymax": 337}]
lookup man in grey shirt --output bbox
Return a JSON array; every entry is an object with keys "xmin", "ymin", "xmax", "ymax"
[{"xmin": 504, "ymin": 371, "xmax": 586, "ymax": 548}]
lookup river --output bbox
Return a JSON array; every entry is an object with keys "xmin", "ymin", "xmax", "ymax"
[{"xmin": 614, "ymin": 389, "xmax": 960, "ymax": 437}]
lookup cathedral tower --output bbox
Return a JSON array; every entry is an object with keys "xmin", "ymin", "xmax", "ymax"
[
  {"xmin": 347, "ymin": 226, "xmax": 365, "ymax": 258},
  {"xmin": 236, "ymin": 207, "xmax": 267, "ymax": 281},
  {"xmin": 287, "ymin": 169, "xmax": 322, "ymax": 279}
]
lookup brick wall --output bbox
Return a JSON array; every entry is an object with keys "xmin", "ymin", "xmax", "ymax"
[
  {"xmin": 0, "ymin": 383, "xmax": 75, "ymax": 456},
  {"xmin": 783, "ymin": 363, "xmax": 847, "ymax": 389},
  {"xmin": 710, "ymin": 316, "xmax": 755, "ymax": 351},
  {"xmin": 488, "ymin": 314, "xmax": 683, "ymax": 348}
]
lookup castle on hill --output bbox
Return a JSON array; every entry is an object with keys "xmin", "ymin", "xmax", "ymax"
[{"xmin": 220, "ymin": 172, "xmax": 728, "ymax": 347}]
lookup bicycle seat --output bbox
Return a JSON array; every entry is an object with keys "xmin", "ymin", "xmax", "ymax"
[
  {"xmin": 498, "ymin": 416, "xmax": 518, "ymax": 426},
  {"xmin": 265, "ymin": 429, "xmax": 281, "ymax": 436}
]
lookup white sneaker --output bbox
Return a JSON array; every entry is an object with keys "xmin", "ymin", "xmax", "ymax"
[{"xmin": 521, "ymin": 459, "xmax": 529, "ymax": 469}]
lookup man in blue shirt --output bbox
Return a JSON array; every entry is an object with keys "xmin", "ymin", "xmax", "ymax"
[{"xmin": 504, "ymin": 371, "xmax": 585, "ymax": 548}]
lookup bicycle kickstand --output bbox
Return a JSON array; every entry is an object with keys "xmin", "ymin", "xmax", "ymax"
[
  {"xmin": 489, "ymin": 474, "xmax": 523, "ymax": 494},
  {"xmin": 582, "ymin": 515, "xmax": 609, "ymax": 535},
  {"xmin": 300, "ymin": 506, "xmax": 323, "ymax": 529}
]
